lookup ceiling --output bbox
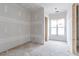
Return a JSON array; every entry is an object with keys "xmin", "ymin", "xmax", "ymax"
[
  {"xmin": 18, "ymin": 3, "xmax": 42, "ymax": 11},
  {"xmin": 19, "ymin": 3, "xmax": 72, "ymax": 15}
]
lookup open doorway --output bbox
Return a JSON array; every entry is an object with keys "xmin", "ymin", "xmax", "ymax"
[
  {"xmin": 48, "ymin": 12, "xmax": 67, "ymax": 42},
  {"xmin": 44, "ymin": 3, "xmax": 74, "ymax": 56},
  {"xmin": 45, "ymin": 12, "xmax": 67, "ymax": 42},
  {"xmin": 49, "ymin": 17, "xmax": 66, "ymax": 42}
]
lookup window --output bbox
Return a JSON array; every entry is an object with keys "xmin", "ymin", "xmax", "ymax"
[
  {"xmin": 51, "ymin": 28, "xmax": 56, "ymax": 35},
  {"xmin": 58, "ymin": 18, "xmax": 65, "ymax": 27},
  {"xmin": 58, "ymin": 28, "xmax": 64, "ymax": 35},
  {"xmin": 50, "ymin": 18, "xmax": 65, "ymax": 35},
  {"xmin": 51, "ymin": 20, "xmax": 57, "ymax": 27},
  {"xmin": 58, "ymin": 18, "xmax": 65, "ymax": 35},
  {"xmin": 50, "ymin": 20, "xmax": 57, "ymax": 35}
]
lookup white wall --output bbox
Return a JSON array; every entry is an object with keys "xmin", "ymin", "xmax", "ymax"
[
  {"xmin": 0, "ymin": 4, "xmax": 31, "ymax": 53},
  {"xmin": 31, "ymin": 8, "xmax": 44, "ymax": 44},
  {"xmin": 66, "ymin": 4, "xmax": 72, "ymax": 50}
]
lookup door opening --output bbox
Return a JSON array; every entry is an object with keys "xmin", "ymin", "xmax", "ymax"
[{"xmin": 49, "ymin": 17, "xmax": 66, "ymax": 42}]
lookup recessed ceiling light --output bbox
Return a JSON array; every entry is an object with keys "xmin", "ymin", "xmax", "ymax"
[
  {"xmin": 56, "ymin": 10, "xmax": 59, "ymax": 12},
  {"xmin": 55, "ymin": 8, "xmax": 57, "ymax": 10},
  {"xmin": 54, "ymin": 8, "xmax": 60, "ymax": 12}
]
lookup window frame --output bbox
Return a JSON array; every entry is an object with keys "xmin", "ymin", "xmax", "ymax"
[{"xmin": 49, "ymin": 18, "xmax": 65, "ymax": 36}]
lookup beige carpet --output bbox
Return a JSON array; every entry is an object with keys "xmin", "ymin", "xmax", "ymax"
[{"xmin": 0, "ymin": 40, "xmax": 74, "ymax": 56}]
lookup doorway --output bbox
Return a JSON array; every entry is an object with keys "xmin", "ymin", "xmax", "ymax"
[{"xmin": 49, "ymin": 13, "xmax": 66, "ymax": 42}]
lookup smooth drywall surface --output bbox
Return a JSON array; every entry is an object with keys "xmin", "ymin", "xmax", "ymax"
[
  {"xmin": 0, "ymin": 4, "xmax": 31, "ymax": 52},
  {"xmin": 31, "ymin": 8, "xmax": 44, "ymax": 44},
  {"xmin": 66, "ymin": 4, "xmax": 72, "ymax": 50}
]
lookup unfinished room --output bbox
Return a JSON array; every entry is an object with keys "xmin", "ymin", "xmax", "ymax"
[{"xmin": 0, "ymin": 3, "xmax": 78, "ymax": 56}]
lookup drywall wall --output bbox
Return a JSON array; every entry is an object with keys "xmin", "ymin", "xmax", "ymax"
[
  {"xmin": 0, "ymin": 4, "xmax": 31, "ymax": 53},
  {"xmin": 49, "ymin": 12, "xmax": 67, "ymax": 42},
  {"xmin": 31, "ymin": 8, "xmax": 44, "ymax": 44},
  {"xmin": 66, "ymin": 4, "xmax": 72, "ymax": 51}
]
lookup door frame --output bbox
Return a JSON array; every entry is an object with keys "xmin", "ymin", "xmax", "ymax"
[
  {"xmin": 45, "ymin": 16, "xmax": 48, "ymax": 42},
  {"xmin": 72, "ymin": 3, "xmax": 78, "ymax": 54}
]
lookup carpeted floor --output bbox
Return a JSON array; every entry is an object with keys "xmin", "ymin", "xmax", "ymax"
[{"xmin": 0, "ymin": 40, "xmax": 74, "ymax": 56}]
